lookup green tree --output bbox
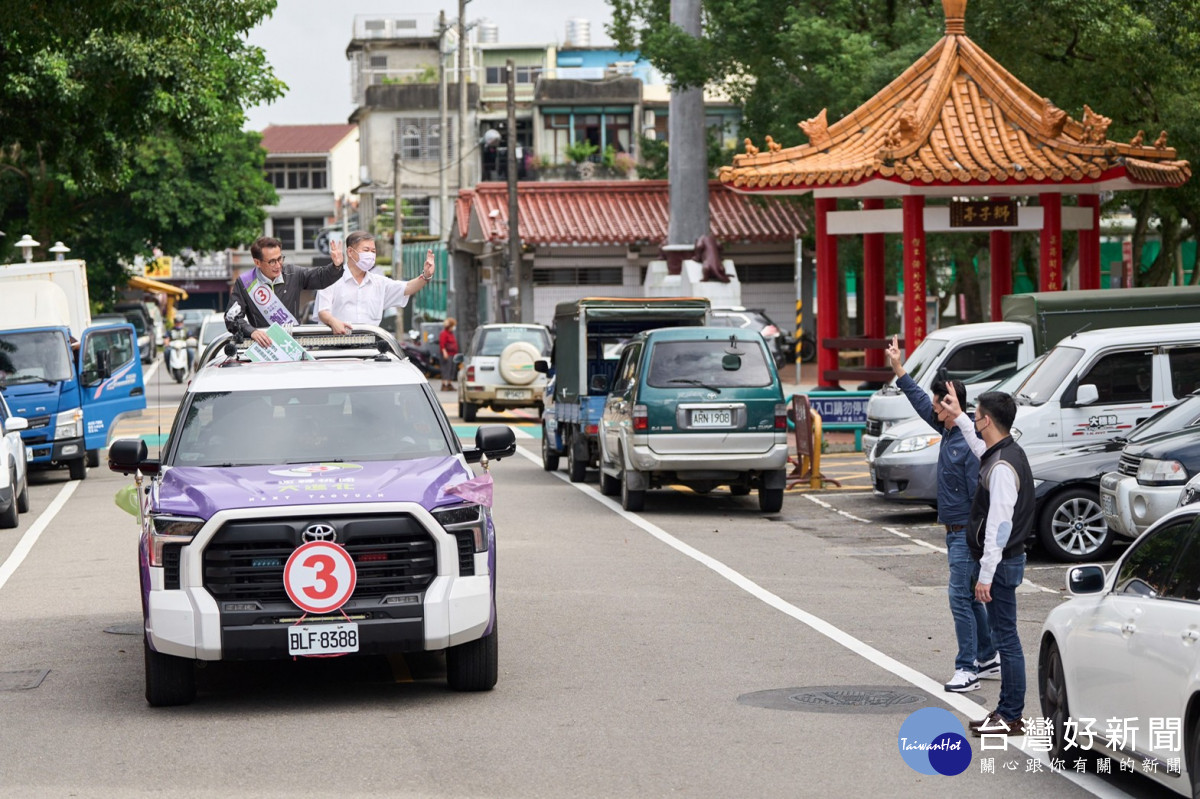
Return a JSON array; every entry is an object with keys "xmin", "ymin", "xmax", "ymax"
[{"xmin": 0, "ymin": 0, "xmax": 284, "ymax": 301}]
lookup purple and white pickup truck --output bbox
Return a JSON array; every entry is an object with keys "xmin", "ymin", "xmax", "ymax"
[{"xmin": 109, "ymin": 329, "xmax": 515, "ymax": 706}]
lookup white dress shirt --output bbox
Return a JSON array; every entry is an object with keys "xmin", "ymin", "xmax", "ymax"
[{"xmin": 315, "ymin": 270, "xmax": 411, "ymax": 326}]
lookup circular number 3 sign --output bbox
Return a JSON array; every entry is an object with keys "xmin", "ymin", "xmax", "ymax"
[{"xmin": 284, "ymin": 541, "xmax": 357, "ymax": 614}]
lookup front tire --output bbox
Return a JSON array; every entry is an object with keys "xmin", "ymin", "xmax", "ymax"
[
  {"xmin": 1039, "ymin": 641, "xmax": 1074, "ymax": 761},
  {"xmin": 144, "ymin": 638, "xmax": 196, "ymax": 707},
  {"xmin": 16, "ymin": 473, "xmax": 29, "ymax": 514},
  {"xmin": 541, "ymin": 424, "xmax": 560, "ymax": 471},
  {"xmin": 86, "ymin": 449, "xmax": 100, "ymax": 468},
  {"xmin": 446, "ymin": 619, "xmax": 498, "ymax": 692},
  {"xmin": 68, "ymin": 456, "xmax": 87, "ymax": 481},
  {"xmin": 0, "ymin": 471, "xmax": 17, "ymax": 528},
  {"xmin": 1038, "ymin": 487, "xmax": 1111, "ymax": 562},
  {"xmin": 759, "ymin": 487, "xmax": 784, "ymax": 513}
]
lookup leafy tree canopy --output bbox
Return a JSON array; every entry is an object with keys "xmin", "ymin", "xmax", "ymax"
[
  {"xmin": 610, "ymin": 0, "xmax": 1200, "ymax": 288},
  {"xmin": 0, "ymin": 0, "xmax": 285, "ymax": 303}
]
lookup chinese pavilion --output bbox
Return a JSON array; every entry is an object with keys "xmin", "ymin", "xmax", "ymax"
[{"xmin": 719, "ymin": 0, "xmax": 1190, "ymax": 387}]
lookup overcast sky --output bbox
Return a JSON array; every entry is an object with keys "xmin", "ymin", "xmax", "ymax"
[{"xmin": 244, "ymin": 0, "xmax": 615, "ymax": 131}]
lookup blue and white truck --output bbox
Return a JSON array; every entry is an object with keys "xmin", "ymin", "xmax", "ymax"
[{"xmin": 0, "ymin": 260, "xmax": 146, "ymax": 479}]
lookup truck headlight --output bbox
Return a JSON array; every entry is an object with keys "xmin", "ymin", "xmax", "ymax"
[
  {"xmin": 432, "ymin": 503, "xmax": 488, "ymax": 552},
  {"xmin": 1137, "ymin": 458, "xmax": 1188, "ymax": 486},
  {"xmin": 55, "ymin": 410, "xmax": 83, "ymax": 440},
  {"xmin": 891, "ymin": 434, "xmax": 942, "ymax": 454},
  {"xmin": 149, "ymin": 515, "xmax": 205, "ymax": 566}
]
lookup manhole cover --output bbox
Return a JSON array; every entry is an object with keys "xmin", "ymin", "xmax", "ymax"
[
  {"xmin": 104, "ymin": 623, "xmax": 142, "ymax": 636},
  {"xmin": 738, "ymin": 685, "xmax": 930, "ymax": 714},
  {"xmin": 0, "ymin": 669, "xmax": 49, "ymax": 691}
]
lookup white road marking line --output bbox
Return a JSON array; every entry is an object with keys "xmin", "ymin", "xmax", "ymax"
[
  {"xmin": 0, "ymin": 481, "xmax": 79, "ymax": 594},
  {"xmin": 516, "ymin": 443, "xmax": 1121, "ymax": 797},
  {"xmin": 808, "ymin": 495, "xmax": 1059, "ymax": 594}
]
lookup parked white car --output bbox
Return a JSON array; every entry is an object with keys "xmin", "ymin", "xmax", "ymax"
[
  {"xmin": 0, "ymin": 392, "xmax": 30, "ymax": 528},
  {"xmin": 1039, "ymin": 503, "xmax": 1200, "ymax": 796}
]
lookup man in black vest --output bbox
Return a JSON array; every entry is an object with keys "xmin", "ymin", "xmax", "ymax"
[{"xmin": 941, "ymin": 389, "xmax": 1033, "ymax": 737}]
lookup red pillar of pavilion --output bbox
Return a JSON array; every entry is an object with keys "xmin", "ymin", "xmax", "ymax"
[
  {"xmin": 902, "ymin": 196, "xmax": 926, "ymax": 356},
  {"xmin": 862, "ymin": 198, "xmax": 885, "ymax": 368},
  {"xmin": 1040, "ymin": 193, "xmax": 1063, "ymax": 291},
  {"xmin": 990, "ymin": 228, "xmax": 1012, "ymax": 321},
  {"xmin": 1078, "ymin": 194, "xmax": 1101, "ymax": 290},
  {"xmin": 815, "ymin": 197, "xmax": 839, "ymax": 388}
]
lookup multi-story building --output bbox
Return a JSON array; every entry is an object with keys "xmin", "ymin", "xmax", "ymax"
[
  {"xmin": 257, "ymin": 123, "xmax": 360, "ymax": 265},
  {"xmin": 346, "ymin": 13, "xmax": 478, "ymax": 243}
]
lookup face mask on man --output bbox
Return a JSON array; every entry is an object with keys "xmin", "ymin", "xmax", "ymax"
[{"xmin": 355, "ymin": 250, "xmax": 376, "ymax": 271}]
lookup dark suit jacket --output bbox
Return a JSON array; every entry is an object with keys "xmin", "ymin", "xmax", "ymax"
[{"xmin": 227, "ymin": 261, "xmax": 344, "ymax": 337}]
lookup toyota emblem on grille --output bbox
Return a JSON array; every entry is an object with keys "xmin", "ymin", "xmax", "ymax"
[{"xmin": 302, "ymin": 523, "xmax": 337, "ymax": 543}]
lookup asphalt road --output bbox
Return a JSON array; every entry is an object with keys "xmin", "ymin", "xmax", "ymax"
[{"xmin": 0, "ymin": 361, "xmax": 1175, "ymax": 798}]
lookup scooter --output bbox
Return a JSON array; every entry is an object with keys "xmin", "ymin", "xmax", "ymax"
[
  {"xmin": 400, "ymin": 330, "xmax": 440, "ymax": 378},
  {"xmin": 167, "ymin": 338, "xmax": 189, "ymax": 383}
]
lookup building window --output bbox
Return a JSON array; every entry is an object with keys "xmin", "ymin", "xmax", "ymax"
[
  {"xmin": 272, "ymin": 218, "xmax": 297, "ymax": 251},
  {"xmin": 401, "ymin": 197, "xmax": 431, "ymax": 237},
  {"xmin": 543, "ymin": 109, "xmax": 632, "ymax": 162},
  {"xmin": 301, "ymin": 217, "xmax": 325, "ymax": 251},
  {"xmin": 486, "ymin": 65, "xmax": 542, "ymax": 84},
  {"xmin": 265, "ymin": 160, "xmax": 328, "ymax": 191},
  {"xmin": 369, "ymin": 55, "xmax": 388, "ymax": 68},
  {"xmin": 395, "ymin": 117, "xmax": 454, "ymax": 161},
  {"xmin": 532, "ymin": 266, "xmax": 624, "ymax": 286}
]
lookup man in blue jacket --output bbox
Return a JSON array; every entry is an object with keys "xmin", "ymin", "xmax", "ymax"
[{"xmin": 885, "ymin": 335, "xmax": 997, "ymax": 693}]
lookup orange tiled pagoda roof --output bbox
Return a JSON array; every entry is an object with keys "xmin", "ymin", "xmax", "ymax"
[{"xmin": 719, "ymin": 0, "xmax": 1190, "ymax": 195}]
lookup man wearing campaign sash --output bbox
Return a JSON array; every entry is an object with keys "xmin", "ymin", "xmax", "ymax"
[{"xmin": 227, "ymin": 236, "xmax": 346, "ymax": 347}]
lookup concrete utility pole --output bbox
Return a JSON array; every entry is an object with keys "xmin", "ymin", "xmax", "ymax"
[
  {"xmin": 667, "ymin": 0, "xmax": 709, "ymax": 247},
  {"xmin": 506, "ymin": 59, "xmax": 520, "ymax": 323},
  {"xmin": 393, "ymin": 151, "xmax": 402, "ymax": 277},
  {"xmin": 438, "ymin": 10, "xmax": 449, "ymax": 239},
  {"xmin": 457, "ymin": 0, "xmax": 469, "ymax": 191}
]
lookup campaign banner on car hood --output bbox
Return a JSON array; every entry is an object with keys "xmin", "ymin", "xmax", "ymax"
[{"xmin": 156, "ymin": 458, "xmax": 474, "ymax": 518}]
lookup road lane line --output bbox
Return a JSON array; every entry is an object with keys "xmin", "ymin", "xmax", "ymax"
[
  {"xmin": 515, "ymin": 443, "xmax": 1126, "ymax": 798},
  {"xmin": 806, "ymin": 495, "xmax": 1058, "ymax": 594},
  {"xmin": 0, "ymin": 480, "xmax": 79, "ymax": 594}
]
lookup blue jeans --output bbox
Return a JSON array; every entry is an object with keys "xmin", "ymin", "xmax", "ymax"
[
  {"xmin": 947, "ymin": 531, "xmax": 996, "ymax": 672},
  {"xmin": 988, "ymin": 555, "xmax": 1026, "ymax": 721}
]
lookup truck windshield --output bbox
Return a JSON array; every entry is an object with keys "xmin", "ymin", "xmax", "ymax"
[
  {"xmin": 0, "ymin": 330, "xmax": 74, "ymax": 384},
  {"xmin": 901, "ymin": 338, "xmax": 947, "ymax": 383},
  {"xmin": 169, "ymin": 385, "xmax": 452, "ymax": 467},
  {"xmin": 647, "ymin": 340, "xmax": 773, "ymax": 388},
  {"xmin": 1015, "ymin": 346, "xmax": 1085, "ymax": 405}
]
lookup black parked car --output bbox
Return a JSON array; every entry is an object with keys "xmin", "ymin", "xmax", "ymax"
[{"xmin": 1031, "ymin": 391, "xmax": 1200, "ymax": 562}]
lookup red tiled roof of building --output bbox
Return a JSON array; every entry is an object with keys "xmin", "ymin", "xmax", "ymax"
[
  {"xmin": 458, "ymin": 181, "xmax": 807, "ymax": 245},
  {"xmin": 260, "ymin": 124, "xmax": 357, "ymax": 155},
  {"xmin": 720, "ymin": 1, "xmax": 1189, "ymax": 192}
]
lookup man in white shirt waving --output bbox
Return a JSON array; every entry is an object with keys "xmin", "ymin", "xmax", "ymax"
[{"xmin": 317, "ymin": 231, "xmax": 436, "ymax": 333}]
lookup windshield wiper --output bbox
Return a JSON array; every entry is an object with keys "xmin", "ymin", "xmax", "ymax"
[
  {"xmin": 6, "ymin": 375, "xmax": 59, "ymax": 385},
  {"xmin": 668, "ymin": 378, "xmax": 721, "ymax": 394}
]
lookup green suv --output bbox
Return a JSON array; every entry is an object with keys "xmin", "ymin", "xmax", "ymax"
[{"xmin": 596, "ymin": 327, "xmax": 789, "ymax": 512}]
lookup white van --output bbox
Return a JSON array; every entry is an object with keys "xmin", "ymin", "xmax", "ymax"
[{"xmin": 1007, "ymin": 322, "xmax": 1200, "ymax": 456}]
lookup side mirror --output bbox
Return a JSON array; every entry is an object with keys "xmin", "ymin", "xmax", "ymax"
[
  {"xmin": 4, "ymin": 416, "xmax": 28, "ymax": 433},
  {"xmin": 1075, "ymin": 383, "xmax": 1099, "ymax": 407},
  {"xmin": 590, "ymin": 374, "xmax": 609, "ymax": 393},
  {"xmin": 1066, "ymin": 564, "xmax": 1106, "ymax": 595},
  {"xmin": 108, "ymin": 437, "xmax": 160, "ymax": 475},
  {"xmin": 534, "ymin": 359, "xmax": 550, "ymax": 374},
  {"xmin": 463, "ymin": 424, "xmax": 516, "ymax": 463}
]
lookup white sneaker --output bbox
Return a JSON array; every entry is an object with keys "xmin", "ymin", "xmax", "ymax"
[
  {"xmin": 944, "ymin": 669, "xmax": 980, "ymax": 693},
  {"xmin": 975, "ymin": 654, "xmax": 1001, "ymax": 680}
]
